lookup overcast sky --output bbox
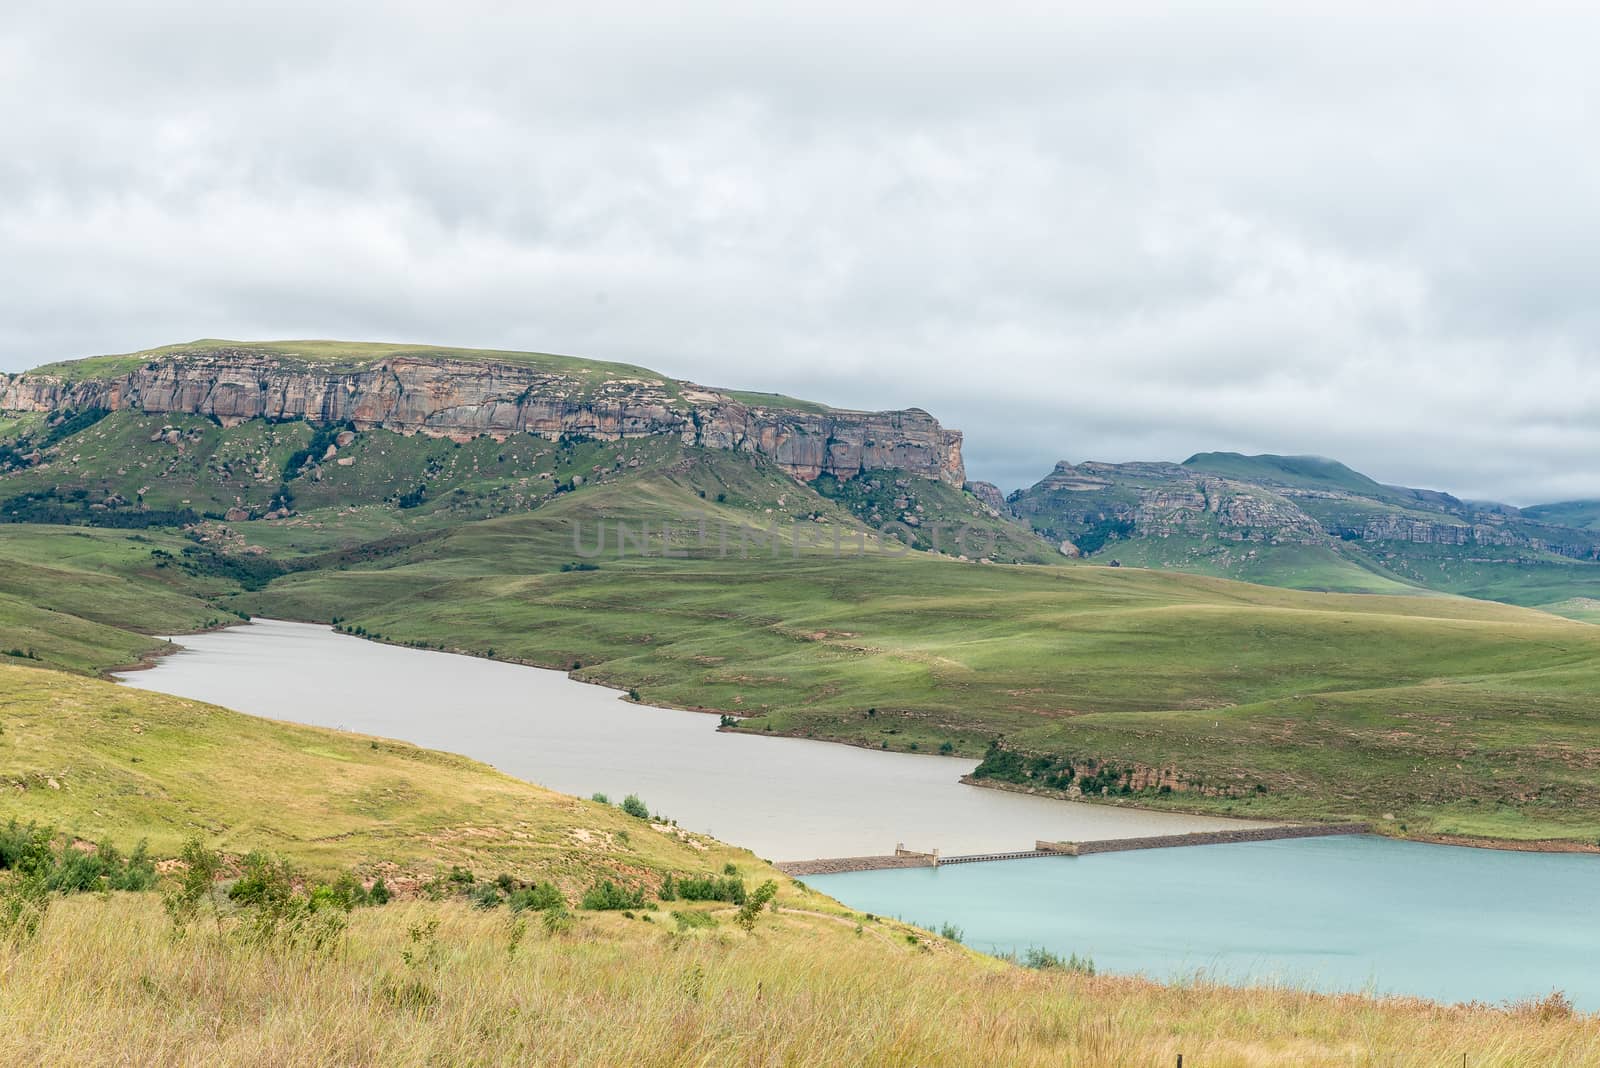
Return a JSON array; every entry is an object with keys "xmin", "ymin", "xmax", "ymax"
[{"xmin": 4, "ymin": 4, "xmax": 1598, "ymax": 502}]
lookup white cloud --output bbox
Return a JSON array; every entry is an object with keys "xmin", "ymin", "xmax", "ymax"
[{"xmin": 5, "ymin": 3, "xmax": 1600, "ymax": 503}]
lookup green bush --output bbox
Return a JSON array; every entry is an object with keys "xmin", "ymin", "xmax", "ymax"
[
  {"xmin": 163, "ymin": 838, "xmax": 224, "ymax": 929},
  {"xmin": 675, "ymin": 874, "xmax": 746, "ymax": 905},
  {"xmin": 580, "ymin": 879, "xmax": 646, "ymax": 911},
  {"xmin": 734, "ymin": 880, "xmax": 779, "ymax": 931},
  {"xmin": 0, "ymin": 821, "xmax": 58, "ymax": 877},
  {"xmin": 228, "ymin": 851, "xmax": 350, "ymax": 956},
  {"xmin": 0, "ymin": 822, "xmax": 156, "ymax": 894},
  {"xmin": 508, "ymin": 882, "xmax": 565, "ymax": 913},
  {"xmin": 619, "ymin": 794, "xmax": 650, "ymax": 819}
]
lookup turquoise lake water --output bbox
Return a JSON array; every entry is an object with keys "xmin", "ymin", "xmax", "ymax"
[{"xmin": 809, "ymin": 835, "xmax": 1600, "ymax": 1009}]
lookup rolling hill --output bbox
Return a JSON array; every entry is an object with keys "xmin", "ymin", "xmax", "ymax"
[{"xmin": 4, "ymin": 343, "xmax": 1600, "ymax": 843}]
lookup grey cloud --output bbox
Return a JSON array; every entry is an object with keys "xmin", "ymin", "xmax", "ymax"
[{"xmin": 5, "ymin": 4, "xmax": 1600, "ymax": 505}]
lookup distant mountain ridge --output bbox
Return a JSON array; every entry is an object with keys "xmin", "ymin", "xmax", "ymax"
[{"xmin": 1009, "ymin": 451, "xmax": 1600, "ymax": 608}]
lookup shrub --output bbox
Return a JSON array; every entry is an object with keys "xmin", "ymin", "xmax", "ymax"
[
  {"xmin": 508, "ymin": 882, "xmax": 565, "ymax": 913},
  {"xmin": 677, "ymin": 874, "xmax": 745, "ymax": 905},
  {"xmin": 228, "ymin": 852, "xmax": 298, "ymax": 909},
  {"xmin": 229, "ymin": 852, "xmax": 349, "ymax": 956},
  {"xmin": 591, "ymin": 793, "xmax": 610, "ymax": 805},
  {"xmin": 45, "ymin": 839, "xmax": 156, "ymax": 894},
  {"xmin": 369, "ymin": 878, "xmax": 391, "ymax": 905},
  {"xmin": 0, "ymin": 821, "xmax": 54, "ymax": 875},
  {"xmin": 619, "ymin": 795, "xmax": 650, "ymax": 820},
  {"xmin": 1021, "ymin": 947, "xmax": 1096, "ymax": 975},
  {"xmin": 580, "ymin": 879, "xmax": 645, "ymax": 911},
  {"xmin": 164, "ymin": 838, "xmax": 224, "ymax": 930},
  {"xmin": 658, "ymin": 873, "xmax": 677, "ymax": 901}
]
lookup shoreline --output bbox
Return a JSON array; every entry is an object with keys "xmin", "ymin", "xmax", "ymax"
[
  {"xmin": 117, "ymin": 617, "xmax": 1600, "ymax": 857},
  {"xmin": 961, "ymin": 775, "xmax": 1600, "ymax": 855}
]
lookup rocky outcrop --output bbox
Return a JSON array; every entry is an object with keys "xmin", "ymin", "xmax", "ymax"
[
  {"xmin": 963, "ymin": 480, "xmax": 1007, "ymax": 514},
  {"xmin": 1355, "ymin": 515, "xmax": 1530, "ymax": 548},
  {"xmin": 1016, "ymin": 460, "xmax": 1326, "ymax": 545},
  {"xmin": 0, "ymin": 348, "xmax": 964, "ymax": 486}
]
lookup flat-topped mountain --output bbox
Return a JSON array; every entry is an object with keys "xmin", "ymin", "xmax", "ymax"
[{"xmin": 0, "ymin": 340, "xmax": 965, "ymax": 487}]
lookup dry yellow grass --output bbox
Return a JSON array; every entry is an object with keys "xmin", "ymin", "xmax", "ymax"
[
  {"xmin": 5, "ymin": 663, "xmax": 1597, "ymax": 1065},
  {"xmin": 2, "ymin": 894, "xmax": 1595, "ymax": 1067}
]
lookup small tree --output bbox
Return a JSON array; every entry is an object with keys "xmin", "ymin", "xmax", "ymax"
[
  {"xmin": 734, "ymin": 880, "xmax": 778, "ymax": 931},
  {"xmin": 620, "ymin": 794, "xmax": 650, "ymax": 820},
  {"xmin": 163, "ymin": 838, "xmax": 223, "ymax": 932}
]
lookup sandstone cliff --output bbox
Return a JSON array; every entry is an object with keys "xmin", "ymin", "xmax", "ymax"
[
  {"xmin": 1013, "ymin": 460, "xmax": 1326, "ymax": 545},
  {"xmin": 0, "ymin": 346, "xmax": 965, "ymax": 487}
]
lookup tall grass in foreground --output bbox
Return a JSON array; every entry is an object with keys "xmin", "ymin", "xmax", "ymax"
[{"xmin": 1, "ymin": 895, "xmax": 1594, "ymax": 1067}]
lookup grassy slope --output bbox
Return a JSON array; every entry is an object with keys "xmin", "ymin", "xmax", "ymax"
[
  {"xmin": 0, "ymin": 526, "xmax": 224, "ymax": 673},
  {"xmin": 4, "ymin": 441, "xmax": 1600, "ymax": 840},
  {"xmin": 1523, "ymin": 499, "xmax": 1600, "ymax": 531},
  {"xmin": 0, "ymin": 663, "xmax": 771, "ymax": 886},
  {"xmin": 1182, "ymin": 452, "xmax": 1394, "ymax": 495},
  {"xmin": 1, "ymin": 668, "xmax": 1592, "ymax": 1065},
  {"xmin": 4, "ymin": 415, "xmax": 1600, "ymax": 840},
  {"xmin": 1097, "ymin": 535, "xmax": 1422, "ymax": 594},
  {"xmin": 234, "ymin": 469, "xmax": 1600, "ymax": 842}
]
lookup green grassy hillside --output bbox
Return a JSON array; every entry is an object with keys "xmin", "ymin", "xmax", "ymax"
[
  {"xmin": 3, "ymin": 426, "xmax": 1600, "ymax": 840},
  {"xmin": 2, "ymin": 662, "xmax": 1594, "ymax": 1065},
  {"xmin": 1521, "ymin": 499, "xmax": 1600, "ymax": 531},
  {"xmin": 1087, "ymin": 535, "xmax": 1420, "ymax": 594},
  {"xmin": 3, "ymin": 395, "xmax": 1600, "ymax": 842},
  {"xmin": 1183, "ymin": 451, "xmax": 1393, "ymax": 497},
  {"xmin": 0, "ymin": 663, "xmax": 763, "ymax": 883},
  {"xmin": 243, "ymin": 512, "xmax": 1600, "ymax": 841}
]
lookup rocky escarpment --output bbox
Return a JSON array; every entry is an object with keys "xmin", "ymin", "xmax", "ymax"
[
  {"xmin": 1011, "ymin": 457, "xmax": 1600, "ymax": 564},
  {"xmin": 1013, "ymin": 461, "xmax": 1326, "ymax": 545},
  {"xmin": 0, "ymin": 347, "xmax": 965, "ymax": 487}
]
